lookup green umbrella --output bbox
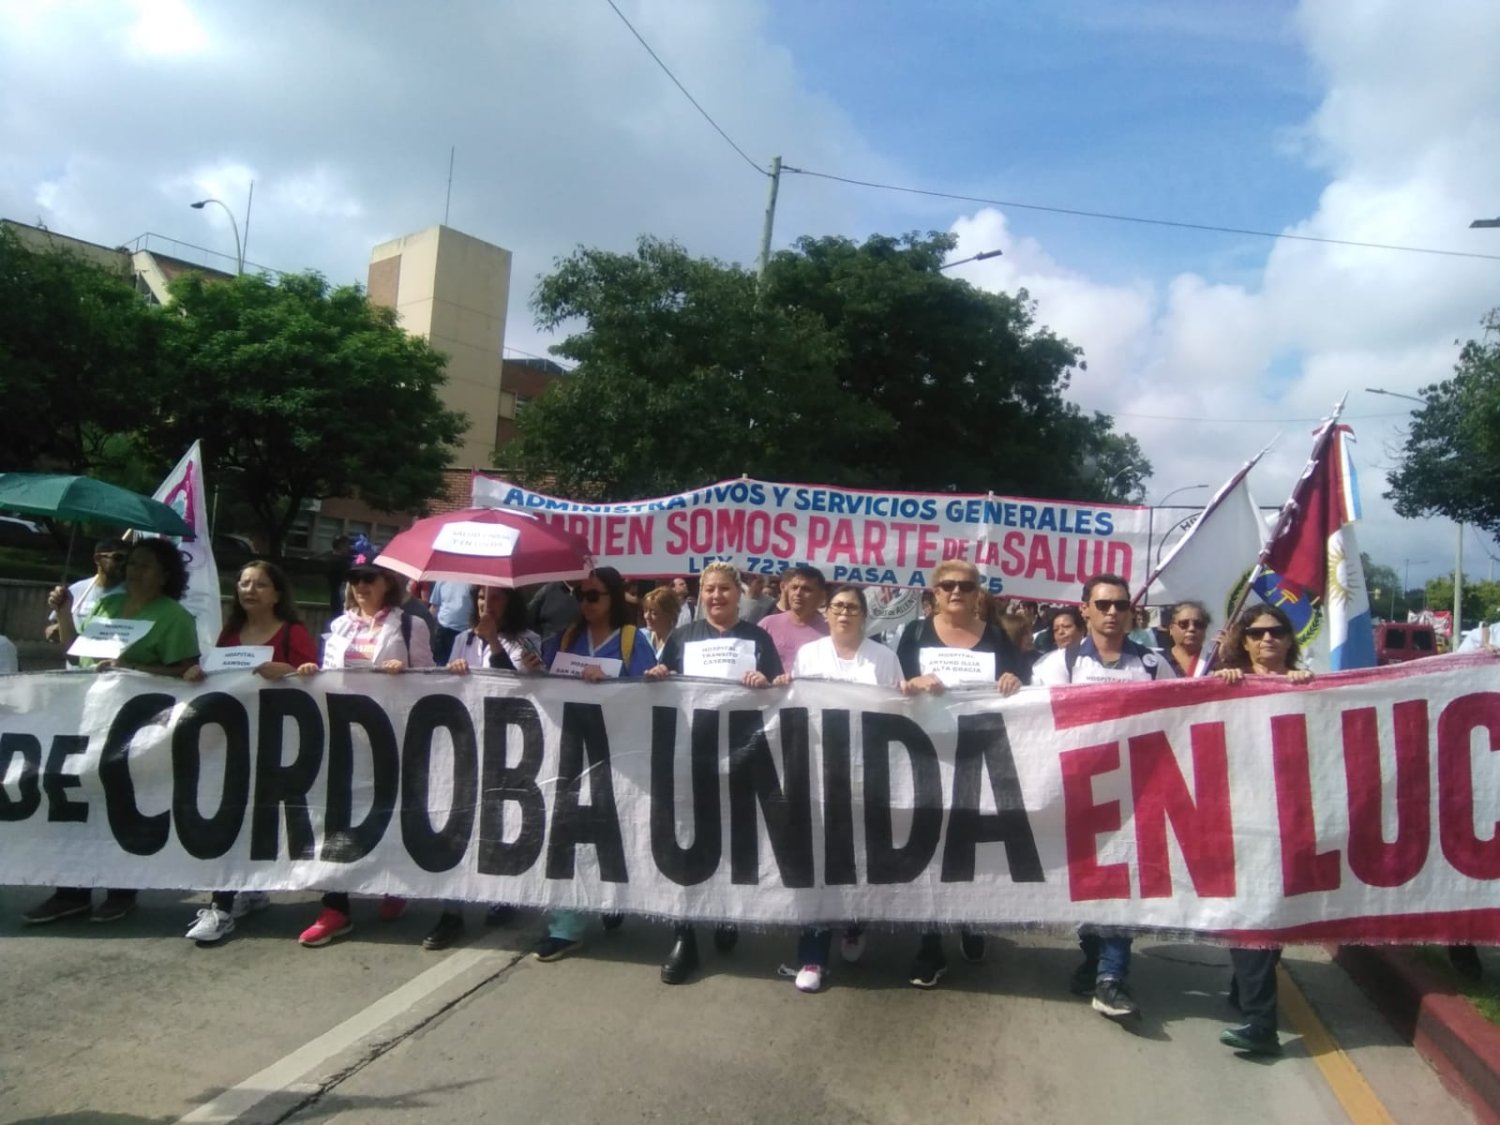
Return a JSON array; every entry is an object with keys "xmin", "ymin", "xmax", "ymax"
[{"xmin": 0, "ymin": 473, "xmax": 193, "ymax": 536}]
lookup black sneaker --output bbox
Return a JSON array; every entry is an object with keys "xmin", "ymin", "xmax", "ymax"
[
  {"xmin": 713, "ymin": 923, "xmax": 738, "ymax": 953},
  {"xmin": 602, "ymin": 913, "xmax": 624, "ymax": 932},
  {"xmin": 1069, "ymin": 957, "xmax": 1099, "ymax": 996},
  {"xmin": 533, "ymin": 935, "xmax": 582, "ymax": 963},
  {"xmin": 1220, "ymin": 1023, "xmax": 1282, "ymax": 1056},
  {"xmin": 908, "ymin": 949, "xmax": 949, "ymax": 989},
  {"xmin": 90, "ymin": 893, "xmax": 137, "ymax": 924},
  {"xmin": 484, "ymin": 904, "xmax": 514, "ymax": 927},
  {"xmin": 959, "ymin": 932, "xmax": 986, "ymax": 964},
  {"xmin": 1092, "ymin": 977, "xmax": 1139, "ymax": 1020},
  {"xmin": 22, "ymin": 894, "xmax": 92, "ymax": 925},
  {"xmin": 422, "ymin": 912, "xmax": 465, "ymax": 951}
]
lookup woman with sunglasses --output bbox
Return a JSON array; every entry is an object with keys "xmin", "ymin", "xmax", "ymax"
[
  {"xmin": 293, "ymin": 554, "xmax": 433, "ymax": 948},
  {"xmin": 896, "ymin": 559, "xmax": 1029, "ymax": 989},
  {"xmin": 1208, "ymin": 602, "xmax": 1312, "ymax": 1056},
  {"xmin": 1165, "ymin": 600, "xmax": 1212, "ymax": 678},
  {"xmin": 180, "ymin": 560, "xmax": 318, "ymax": 942},
  {"xmin": 529, "ymin": 567, "xmax": 655, "ymax": 963},
  {"xmin": 772, "ymin": 584, "xmax": 902, "ymax": 992}
]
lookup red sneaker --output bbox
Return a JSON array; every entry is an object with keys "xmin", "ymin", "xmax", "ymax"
[
  {"xmin": 377, "ymin": 896, "xmax": 407, "ymax": 922},
  {"xmin": 298, "ymin": 908, "xmax": 353, "ymax": 947}
]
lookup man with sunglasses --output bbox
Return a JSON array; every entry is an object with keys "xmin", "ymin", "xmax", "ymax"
[
  {"xmin": 1033, "ymin": 573, "xmax": 1175, "ymax": 1023},
  {"xmin": 46, "ymin": 538, "xmax": 128, "ymax": 649}
]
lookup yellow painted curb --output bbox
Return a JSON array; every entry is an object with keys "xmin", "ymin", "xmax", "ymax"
[{"xmin": 1278, "ymin": 963, "xmax": 1395, "ymax": 1124}]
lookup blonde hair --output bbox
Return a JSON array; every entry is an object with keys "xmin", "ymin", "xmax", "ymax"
[
  {"xmin": 700, "ymin": 561, "xmax": 740, "ymax": 586},
  {"xmin": 642, "ymin": 585, "xmax": 680, "ymax": 624},
  {"xmin": 932, "ymin": 559, "xmax": 981, "ymax": 586}
]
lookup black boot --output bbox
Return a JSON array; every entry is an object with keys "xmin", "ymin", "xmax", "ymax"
[
  {"xmin": 661, "ymin": 926, "xmax": 700, "ymax": 984},
  {"xmin": 713, "ymin": 923, "xmax": 738, "ymax": 953}
]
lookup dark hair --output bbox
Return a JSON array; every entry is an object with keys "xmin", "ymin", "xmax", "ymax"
[
  {"xmin": 225, "ymin": 561, "xmax": 302, "ymax": 634},
  {"xmin": 1169, "ymin": 600, "xmax": 1211, "ymax": 628},
  {"xmin": 344, "ymin": 566, "xmax": 403, "ymax": 612},
  {"xmin": 1081, "ymin": 573, "xmax": 1132, "ymax": 603},
  {"xmin": 94, "ymin": 538, "xmax": 129, "ymax": 555},
  {"xmin": 787, "ymin": 564, "xmax": 827, "ymax": 588},
  {"xmin": 1050, "ymin": 605, "xmax": 1085, "ymax": 633},
  {"xmin": 825, "ymin": 583, "xmax": 868, "ymax": 615},
  {"xmin": 131, "ymin": 538, "xmax": 190, "ymax": 600},
  {"xmin": 1216, "ymin": 603, "xmax": 1302, "ymax": 673},
  {"xmin": 585, "ymin": 566, "xmax": 633, "ymax": 630},
  {"xmin": 474, "ymin": 585, "xmax": 529, "ymax": 637}
]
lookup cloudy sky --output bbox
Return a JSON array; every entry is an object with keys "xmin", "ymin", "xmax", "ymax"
[{"xmin": 4, "ymin": 0, "xmax": 1498, "ymax": 588}]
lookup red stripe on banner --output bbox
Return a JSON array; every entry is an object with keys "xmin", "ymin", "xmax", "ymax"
[
  {"xmin": 1210, "ymin": 908, "xmax": 1500, "ymax": 947},
  {"xmin": 1049, "ymin": 654, "xmax": 1495, "ymax": 730}
]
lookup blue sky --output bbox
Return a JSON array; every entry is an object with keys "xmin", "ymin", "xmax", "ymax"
[{"xmin": 2, "ymin": 0, "xmax": 1497, "ymax": 588}]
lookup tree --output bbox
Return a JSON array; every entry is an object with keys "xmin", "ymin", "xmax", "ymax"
[
  {"xmin": 515, "ymin": 231, "xmax": 1146, "ymax": 502},
  {"xmin": 1424, "ymin": 574, "xmax": 1500, "ymax": 629},
  {"xmin": 1386, "ymin": 309, "xmax": 1500, "ymax": 535},
  {"xmin": 1361, "ymin": 553, "xmax": 1408, "ymax": 620},
  {"xmin": 140, "ymin": 272, "xmax": 466, "ymax": 556},
  {"xmin": 0, "ymin": 225, "xmax": 167, "ymax": 475}
]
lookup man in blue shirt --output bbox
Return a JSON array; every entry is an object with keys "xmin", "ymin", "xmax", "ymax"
[{"xmin": 427, "ymin": 580, "xmax": 474, "ymax": 665}]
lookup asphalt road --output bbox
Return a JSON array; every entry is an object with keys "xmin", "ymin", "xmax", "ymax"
[{"xmin": 0, "ymin": 888, "xmax": 1476, "ymax": 1125}]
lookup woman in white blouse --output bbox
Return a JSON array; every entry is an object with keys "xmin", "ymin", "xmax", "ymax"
[{"xmin": 773, "ymin": 584, "xmax": 903, "ymax": 993}]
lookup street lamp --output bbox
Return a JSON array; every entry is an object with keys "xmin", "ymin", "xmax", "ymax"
[
  {"xmin": 939, "ymin": 248, "xmax": 1003, "ymax": 271},
  {"xmin": 1471, "ymin": 218, "xmax": 1500, "ymax": 229},
  {"xmin": 1366, "ymin": 386, "xmax": 1464, "ymax": 635},
  {"xmin": 189, "ymin": 181, "xmax": 253, "ymax": 275},
  {"xmin": 1153, "ymin": 484, "xmax": 1209, "ymax": 507}
]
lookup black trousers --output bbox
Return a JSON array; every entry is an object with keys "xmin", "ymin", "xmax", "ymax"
[{"xmin": 1229, "ymin": 947, "xmax": 1282, "ymax": 1032}]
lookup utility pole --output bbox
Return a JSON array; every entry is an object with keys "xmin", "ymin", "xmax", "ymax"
[
  {"xmin": 756, "ymin": 155, "xmax": 782, "ymax": 287},
  {"xmin": 1455, "ymin": 523, "xmax": 1464, "ymax": 640}
]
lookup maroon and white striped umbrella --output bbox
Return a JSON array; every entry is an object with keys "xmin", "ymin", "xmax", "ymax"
[{"xmin": 374, "ymin": 507, "xmax": 593, "ymax": 587}]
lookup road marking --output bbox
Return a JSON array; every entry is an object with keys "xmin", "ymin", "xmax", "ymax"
[
  {"xmin": 1277, "ymin": 963, "xmax": 1395, "ymax": 1125},
  {"xmin": 177, "ymin": 938, "xmax": 521, "ymax": 1124}
]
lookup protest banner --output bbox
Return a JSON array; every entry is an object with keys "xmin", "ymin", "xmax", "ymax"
[
  {"xmin": 2, "ymin": 657, "xmax": 1497, "ymax": 944},
  {"xmin": 472, "ymin": 474, "xmax": 1151, "ymax": 603}
]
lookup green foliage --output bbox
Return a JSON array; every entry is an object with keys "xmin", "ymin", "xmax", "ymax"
[
  {"xmin": 0, "ymin": 225, "xmax": 167, "ymax": 474},
  {"xmin": 1424, "ymin": 574, "xmax": 1500, "ymax": 628},
  {"xmin": 140, "ymin": 272, "xmax": 466, "ymax": 555},
  {"xmin": 1386, "ymin": 310, "xmax": 1500, "ymax": 535},
  {"xmin": 515, "ymin": 232, "xmax": 1147, "ymax": 501}
]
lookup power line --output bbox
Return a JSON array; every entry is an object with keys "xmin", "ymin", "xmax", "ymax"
[
  {"xmin": 603, "ymin": 0, "xmax": 766, "ymax": 178},
  {"xmin": 782, "ymin": 166, "xmax": 1500, "ymax": 262},
  {"xmin": 1096, "ymin": 408, "xmax": 1414, "ymax": 424}
]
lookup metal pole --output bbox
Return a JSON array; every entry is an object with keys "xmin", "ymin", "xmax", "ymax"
[
  {"xmin": 756, "ymin": 155, "xmax": 782, "ymax": 287},
  {"xmin": 1454, "ymin": 522, "xmax": 1464, "ymax": 637},
  {"xmin": 242, "ymin": 180, "xmax": 253, "ymax": 271}
]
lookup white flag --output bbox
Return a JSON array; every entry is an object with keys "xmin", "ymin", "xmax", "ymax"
[
  {"xmin": 150, "ymin": 442, "xmax": 222, "ymax": 653},
  {"xmin": 1146, "ymin": 460, "xmax": 1267, "ymax": 639}
]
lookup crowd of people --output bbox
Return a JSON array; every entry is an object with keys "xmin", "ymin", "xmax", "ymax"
[{"xmin": 23, "ymin": 540, "xmax": 1407, "ymax": 1059}]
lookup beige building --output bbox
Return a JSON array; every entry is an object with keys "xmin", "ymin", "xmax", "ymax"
[{"xmin": 367, "ymin": 225, "xmax": 513, "ymax": 468}]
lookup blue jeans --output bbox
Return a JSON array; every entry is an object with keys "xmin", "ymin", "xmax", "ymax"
[
  {"xmin": 1079, "ymin": 929, "xmax": 1132, "ymax": 981},
  {"xmin": 547, "ymin": 909, "xmax": 588, "ymax": 941}
]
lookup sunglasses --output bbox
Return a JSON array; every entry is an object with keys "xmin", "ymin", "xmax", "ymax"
[
  {"xmin": 1245, "ymin": 625, "xmax": 1291, "ymax": 640},
  {"xmin": 1174, "ymin": 619, "xmax": 1208, "ymax": 630},
  {"xmin": 1092, "ymin": 598, "xmax": 1132, "ymax": 613},
  {"xmin": 936, "ymin": 580, "xmax": 978, "ymax": 594},
  {"xmin": 350, "ymin": 573, "xmax": 383, "ymax": 585},
  {"xmin": 574, "ymin": 589, "xmax": 608, "ymax": 603}
]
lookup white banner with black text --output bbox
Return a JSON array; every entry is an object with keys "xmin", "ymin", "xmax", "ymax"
[{"xmin": 1, "ymin": 657, "xmax": 1497, "ymax": 944}]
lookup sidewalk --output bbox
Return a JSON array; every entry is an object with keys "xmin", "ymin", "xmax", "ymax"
[{"xmin": 1337, "ymin": 944, "xmax": 1500, "ymax": 1123}]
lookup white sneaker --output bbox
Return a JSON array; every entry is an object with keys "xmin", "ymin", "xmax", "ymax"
[
  {"xmin": 185, "ymin": 907, "xmax": 235, "ymax": 942},
  {"xmin": 794, "ymin": 964, "xmax": 824, "ymax": 993},
  {"xmin": 231, "ymin": 891, "xmax": 271, "ymax": 918},
  {"xmin": 840, "ymin": 931, "xmax": 866, "ymax": 965}
]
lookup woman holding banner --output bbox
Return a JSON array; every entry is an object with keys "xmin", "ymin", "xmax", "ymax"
[
  {"xmin": 640, "ymin": 586, "xmax": 681, "ymax": 659},
  {"xmin": 897, "ymin": 559, "xmax": 1029, "ymax": 989},
  {"xmin": 529, "ymin": 566, "xmax": 655, "ymax": 963},
  {"xmin": 179, "ymin": 560, "xmax": 318, "ymax": 942},
  {"xmin": 293, "ymin": 555, "xmax": 433, "ymax": 948},
  {"xmin": 774, "ymin": 583, "xmax": 903, "ymax": 993},
  {"xmin": 419, "ymin": 585, "xmax": 546, "ymax": 950},
  {"xmin": 1210, "ymin": 602, "xmax": 1313, "ymax": 1056},
  {"xmin": 645, "ymin": 561, "xmax": 783, "ymax": 984},
  {"xmin": 1165, "ymin": 600, "xmax": 1212, "ymax": 678},
  {"xmin": 23, "ymin": 538, "xmax": 201, "ymax": 926}
]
